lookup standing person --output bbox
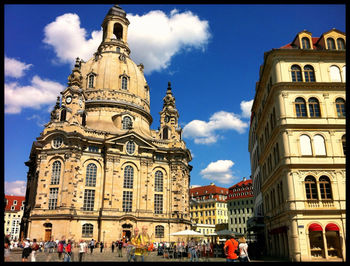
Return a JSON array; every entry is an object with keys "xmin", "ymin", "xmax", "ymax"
[
  {"xmin": 64, "ymin": 240, "xmax": 72, "ymax": 262},
  {"xmin": 31, "ymin": 238, "xmax": 40, "ymax": 262},
  {"xmin": 21, "ymin": 238, "xmax": 32, "ymax": 262},
  {"xmin": 89, "ymin": 239, "xmax": 95, "ymax": 254},
  {"xmin": 238, "ymin": 237, "xmax": 250, "ymax": 262},
  {"xmin": 130, "ymin": 227, "xmax": 142, "ymax": 262},
  {"xmin": 100, "ymin": 241, "xmax": 104, "ymax": 253},
  {"xmin": 78, "ymin": 240, "xmax": 87, "ymax": 262},
  {"xmin": 117, "ymin": 239, "xmax": 123, "ymax": 257},
  {"xmin": 140, "ymin": 225, "xmax": 151, "ymax": 261},
  {"xmin": 57, "ymin": 239, "xmax": 64, "ymax": 260},
  {"xmin": 4, "ymin": 234, "xmax": 11, "ymax": 262},
  {"xmin": 223, "ymin": 234, "xmax": 239, "ymax": 262},
  {"xmin": 111, "ymin": 241, "xmax": 115, "ymax": 253},
  {"xmin": 188, "ymin": 238, "xmax": 198, "ymax": 262}
]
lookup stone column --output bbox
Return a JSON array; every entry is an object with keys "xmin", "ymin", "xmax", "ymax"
[
  {"xmin": 322, "ymin": 231, "xmax": 329, "ymax": 259},
  {"xmin": 290, "ymin": 217, "xmax": 301, "ymax": 261}
]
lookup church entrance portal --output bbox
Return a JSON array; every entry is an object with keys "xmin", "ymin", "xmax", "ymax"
[{"xmin": 122, "ymin": 223, "xmax": 132, "ymax": 241}]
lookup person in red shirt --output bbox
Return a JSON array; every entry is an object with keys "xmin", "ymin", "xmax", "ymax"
[{"xmin": 223, "ymin": 234, "xmax": 239, "ymax": 262}]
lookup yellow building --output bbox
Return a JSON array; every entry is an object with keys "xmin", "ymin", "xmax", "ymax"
[
  {"xmin": 22, "ymin": 5, "xmax": 192, "ymax": 244},
  {"xmin": 5, "ymin": 195, "xmax": 25, "ymax": 240},
  {"xmin": 189, "ymin": 183, "xmax": 228, "ymax": 237},
  {"xmin": 249, "ymin": 29, "xmax": 346, "ymax": 261}
]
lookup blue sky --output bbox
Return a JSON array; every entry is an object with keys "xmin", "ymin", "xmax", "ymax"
[{"xmin": 4, "ymin": 4, "xmax": 345, "ymax": 195}]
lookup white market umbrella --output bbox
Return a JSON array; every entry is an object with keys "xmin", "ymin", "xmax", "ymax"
[{"xmin": 170, "ymin": 229, "xmax": 204, "ymax": 237}]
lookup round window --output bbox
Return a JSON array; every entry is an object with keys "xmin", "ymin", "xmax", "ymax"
[
  {"xmin": 52, "ymin": 137, "xmax": 63, "ymax": 149},
  {"xmin": 126, "ymin": 141, "xmax": 135, "ymax": 154}
]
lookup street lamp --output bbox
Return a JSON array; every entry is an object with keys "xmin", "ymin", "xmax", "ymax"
[{"xmin": 103, "ymin": 231, "xmax": 105, "ymax": 244}]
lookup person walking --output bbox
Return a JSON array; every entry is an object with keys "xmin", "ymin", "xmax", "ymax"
[
  {"xmin": 238, "ymin": 237, "xmax": 250, "ymax": 262},
  {"xmin": 188, "ymin": 238, "xmax": 198, "ymax": 262},
  {"xmin": 117, "ymin": 239, "xmax": 123, "ymax": 257},
  {"xmin": 78, "ymin": 240, "xmax": 87, "ymax": 262},
  {"xmin": 57, "ymin": 239, "xmax": 65, "ymax": 260},
  {"xmin": 131, "ymin": 227, "xmax": 142, "ymax": 261},
  {"xmin": 100, "ymin": 241, "xmax": 104, "ymax": 253},
  {"xmin": 89, "ymin": 239, "xmax": 95, "ymax": 254},
  {"xmin": 140, "ymin": 225, "xmax": 151, "ymax": 261},
  {"xmin": 63, "ymin": 240, "xmax": 72, "ymax": 262},
  {"xmin": 111, "ymin": 241, "xmax": 115, "ymax": 253},
  {"xmin": 31, "ymin": 238, "xmax": 40, "ymax": 262},
  {"xmin": 21, "ymin": 238, "xmax": 32, "ymax": 262},
  {"xmin": 223, "ymin": 234, "xmax": 239, "ymax": 262}
]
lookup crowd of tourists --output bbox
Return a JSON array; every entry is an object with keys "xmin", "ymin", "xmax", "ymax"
[{"xmin": 4, "ymin": 231, "xmax": 250, "ymax": 262}]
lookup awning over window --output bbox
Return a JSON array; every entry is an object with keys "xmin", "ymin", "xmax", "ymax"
[
  {"xmin": 309, "ymin": 223, "xmax": 323, "ymax": 231},
  {"xmin": 325, "ymin": 223, "xmax": 339, "ymax": 231}
]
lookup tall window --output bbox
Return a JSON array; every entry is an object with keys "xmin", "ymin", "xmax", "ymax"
[
  {"xmin": 122, "ymin": 116, "xmax": 132, "ymax": 129},
  {"xmin": 155, "ymin": 170, "xmax": 163, "ymax": 192},
  {"xmin": 337, "ymin": 38, "xmax": 345, "ymax": 50},
  {"xmin": 88, "ymin": 75, "xmax": 94, "ymax": 88},
  {"xmin": 163, "ymin": 127, "xmax": 169, "ymax": 140},
  {"xmin": 48, "ymin": 188, "xmax": 58, "ymax": 210},
  {"xmin": 327, "ymin": 38, "xmax": 336, "ymax": 50},
  {"xmin": 155, "ymin": 225, "xmax": 164, "ymax": 238},
  {"xmin": 123, "ymin": 166, "xmax": 134, "ymax": 189},
  {"xmin": 314, "ymin": 135, "xmax": 326, "ymax": 156},
  {"xmin": 342, "ymin": 135, "xmax": 346, "ymax": 155},
  {"xmin": 291, "ymin": 65, "xmax": 302, "ymax": 82},
  {"xmin": 302, "ymin": 37, "xmax": 310, "ymax": 49},
  {"xmin": 82, "ymin": 224, "xmax": 93, "ymax": 237},
  {"xmin": 295, "ymin": 97, "xmax": 307, "ymax": 117},
  {"xmin": 308, "ymin": 97, "xmax": 321, "ymax": 117},
  {"xmin": 154, "ymin": 194, "xmax": 163, "ymax": 214},
  {"xmin": 122, "ymin": 191, "xmax": 133, "ymax": 212},
  {"xmin": 60, "ymin": 109, "xmax": 66, "ymax": 121},
  {"xmin": 51, "ymin": 161, "xmax": 61, "ymax": 185},
  {"xmin": 86, "ymin": 163, "xmax": 97, "ymax": 187},
  {"xmin": 82, "ymin": 113, "xmax": 86, "ymax": 126},
  {"xmin": 83, "ymin": 189, "xmax": 95, "ymax": 211},
  {"xmin": 304, "ymin": 65, "xmax": 315, "ymax": 82},
  {"xmin": 330, "ymin": 66, "xmax": 341, "ymax": 82},
  {"xmin": 319, "ymin": 176, "xmax": 332, "ymax": 200},
  {"xmin": 305, "ymin": 176, "xmax": 318, "ymax": 200},
  {"xmin": 122, "ymin": 77, "xmax": 128, "ymax": 90},
  {"xmin": 335, "ymin": 98, "xmax": 345, "ymax": 117},
  {"xmin": 300, "ymin": 135, "xmax": 312, "ymax": 155}
]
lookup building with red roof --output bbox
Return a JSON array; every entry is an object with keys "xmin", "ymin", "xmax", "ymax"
[{"xmin": 4, "ymin": 195, "xmax": 25, "ymax": 240}]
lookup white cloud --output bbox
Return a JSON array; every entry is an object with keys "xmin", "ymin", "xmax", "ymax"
[
  {"xmin": 183, "ymin": 111, "xmax": 249, "ymax": 144},
  {"xmin": 43, "ymin": 13, "xmax": 102, "ymax": 65},
  {"xmin": 240, "ymin": 99, "xmax": 254, "ymax": 118},
  {"xmin": 42, "ymin": 9, "xmax": 210, "ymax": 74},
  {"xmin": 5, "ymin": 180, "xmax": 27, "ymax": 196},
  {"xmin": 5, "ymin": 75, "xmax": 65, "ymax": 114},
  {"xmin": 200, "ymin": 160, "xmax": 236, "ymax": 184},
  {"xmin": 5, "ymin": 56, "xmax": 32, "ymax": 78}
]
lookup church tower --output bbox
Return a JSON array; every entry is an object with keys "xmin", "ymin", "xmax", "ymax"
[{"xmin": 22, "ymin": 5, "xmax": 192, "ymax": 244}]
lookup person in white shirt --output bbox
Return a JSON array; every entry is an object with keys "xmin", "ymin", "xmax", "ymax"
[
  {"xmin": 238, "ymin": 237, "xmax": 250, "ymax": 262},
  {"xmin": 79, "ymin": 240, "xmax": 88, "ymax": 262}
]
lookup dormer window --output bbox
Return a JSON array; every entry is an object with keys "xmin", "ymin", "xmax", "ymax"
[
  {"xmin": 327, "ymin": 38, "xmax": 336, "ymax": 50},
  {"xmin": 301, "ymin": 37, "xmax": 311, "ymax": 49},
  {"xmin": 88, "ymin": 75, "xmax": 94, "ymax": 88},
  {"xmin": 122, "ymin": 77, "xmax": 128, "ymax": 90},
  {"xmin": 337, "ymin": 38, "xmax": 345, "ymax": 50}
]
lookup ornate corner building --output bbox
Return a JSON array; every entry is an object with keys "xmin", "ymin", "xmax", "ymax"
[
  {"xmin": 248, "ymin": 29, "xmax": 346, "ymax": 261},
  {"xmin": 21, "ymin": 5, "xmax": 192, "ymax": 244},
  {"xmin": 5, "ymin": 195, "xmax": 26, "ymax": 240}
]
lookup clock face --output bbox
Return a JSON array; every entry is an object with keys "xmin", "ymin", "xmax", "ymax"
[{"xmin": 66, "ymin": 96, "xmax": 72, "ymax": 104}]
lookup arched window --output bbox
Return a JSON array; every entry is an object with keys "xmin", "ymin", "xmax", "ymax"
[
  {"xmin": 314, "ymin": 134, "xmax": 326, "ymax": 155},
  {"xmin": 295, "ymin": 97, "xmax": 307, "ymax": 117},
  {"xmin": 305, "ymin": 176, "xmax": 318, "ymax": 200},
  {"xmin": 302, "ymin": 37, "xmax": 311, "ymax": 49},
  {"xmin": 335, "ymin": 98, "xmax": 345, "ymax": 117},
  {"xmin": 155, "ymin": 170, "xmax": 163, "ymax": 192},
  {"xmin": 319, "ymin": 176, "xmax": 332, "ymax": 200},
  {"xmin": 300, "ymin": 135, "xmax": 312, "ymax": 155},
  {"xmin": 342, "ymin": 134, "xmax": 346, "ymax": 155},
  {"xmin": 123, "ymin": 165, "xmax": 134, "ymax": 189},
  {"xmin": 304, "ymin": 65, "xmax": 315, "ymax": 82},
  {"xmin": 82, "ymin": 113, "xmax": 86, "ymax": 126},
  {"xmin": 86, "ymin": 163, "xmax": 97, "ymax": 187},
  {"xmin": 163, "ymin": 127, "xmax": 169, "ymax": 140},
  {"xmin": 155, "ymin": 225, "xmax": 164, "ymax": 238},
  {"xmin": 60, "ymin": 109, "xmax": 67, "ymax": 121},
  {"xmin": 122, "ymin": 116, "xmax": 132, "ymax": 130},
  {"xmin": 51, "ymin": 161, "xmax": 61, "ymax": 185},
  {"xmin": 291, "ymin": 65, "xmax": 302, "ymax": 82},
  {"xmin": 330, "ymin": 66, "xmax": 342, "ymax": 82},
  {"xmin": 88, "ymin": 75, "xmax": 94, "ymax": 88},
  {"xmin": 327, "ymin": 38, "xmax": 336, "ymax": 50},
  {"xmin": 82, "ymin": 224, "xmax": 93, "ymax": 237},
  {"xmin": 336, "ymin": 38, "xmax": 345, "ymax": 50},
  {"xmin": 122, "ymin": 77, "xmax": 128, "ymax": 90},
  {"xmin": 308, "ymin": 97, "xmax": 321, "ymax": 117},
  {"xmin": 113, "ymin": 23, "xmax": 123, "ymax": 40}
]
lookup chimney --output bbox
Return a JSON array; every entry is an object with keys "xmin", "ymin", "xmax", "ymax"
[{"xmin": 243, "ymin": 177, "xmax": 247, "ymax": 182}]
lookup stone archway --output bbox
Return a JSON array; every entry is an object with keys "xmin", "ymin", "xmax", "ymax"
[{"xmin": 121, "ymin": 223, "xmax": 133, "ymax": 241}]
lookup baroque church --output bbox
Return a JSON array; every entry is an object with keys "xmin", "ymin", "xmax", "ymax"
[{"xmin": 22, "ymin": 5, "xmax": 192, "ymax": 243}]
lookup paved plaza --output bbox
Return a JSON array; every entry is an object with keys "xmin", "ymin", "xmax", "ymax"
[{"xmin": 6, "ymin": 248, "xmax": 287, "ymax": 262}]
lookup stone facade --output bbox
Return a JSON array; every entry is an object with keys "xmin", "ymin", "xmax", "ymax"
[
  {"xmin": 21, "ymin": 5, "xmax": 192, "ymax": 245},
  {"xmin": 249, "ymin": 29, "xmax": 346, "ymax": 261}
]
